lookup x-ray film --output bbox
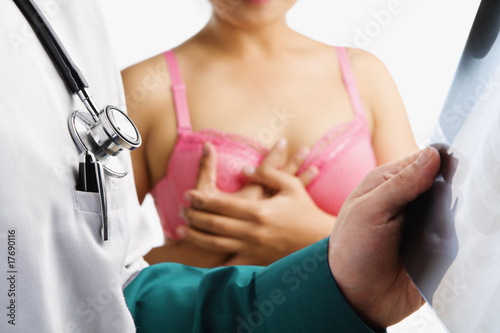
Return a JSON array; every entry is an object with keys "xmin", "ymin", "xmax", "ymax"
[{"xmin": 401, "ymin": 0, "xmax": 500, "ymax": 332}]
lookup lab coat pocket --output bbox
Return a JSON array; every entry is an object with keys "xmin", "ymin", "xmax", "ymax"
[
  {"xmin": 73, "ymin": 189, "xmax": 101, "ymax": 214},
  {"xmin": 72, "ymin": 188, "xmax": 128, "ymax": 248}
]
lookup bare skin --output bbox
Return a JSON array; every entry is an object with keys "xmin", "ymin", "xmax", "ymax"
[
  {"xmin": 330, "ymin": 146, "xmax": 440, "ymax": 329},
  {"xmin": 122, "ymin": 0, "xmax": 418, "ymax": 267}
]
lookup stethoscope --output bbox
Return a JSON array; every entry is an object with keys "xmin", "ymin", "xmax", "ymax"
[{"xmin": 13, "ymin": 0, "xmax": 142, "ymax": 241}]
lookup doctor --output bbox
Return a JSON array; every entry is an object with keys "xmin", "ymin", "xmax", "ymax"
[{"xmin": 0, "ymin": 0, "xmax": 438, "ymax": 332}]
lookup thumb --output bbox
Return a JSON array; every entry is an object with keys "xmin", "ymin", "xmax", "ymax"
[{"xmin": 369, "ymin": 146, "xmax": 441, "ymax": 219}]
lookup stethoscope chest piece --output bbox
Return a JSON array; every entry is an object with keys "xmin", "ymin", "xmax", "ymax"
[
  {"xmin": 69, "ymin": 106, "xmax": 141, "ymax": 178},
  {"xmin": 13, "ymin": 0, "xmax": 142, "ymax": 179},
  {"xmin": 14, "ymin": 0, "xmax": 142, "ymax": 241}
]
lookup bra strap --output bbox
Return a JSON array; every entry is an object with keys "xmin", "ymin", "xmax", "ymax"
[
  {"xmin": 164, "ymin": 50, "xmax": 192, "ymax": 131},
  {"xmin": 335, "ymin": 46, "xmax": 365, "ymax": 118}
]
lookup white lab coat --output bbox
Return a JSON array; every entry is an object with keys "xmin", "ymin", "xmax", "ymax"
[{"xmin": 0, "ymin": 1, "xmax": 154, "ymax": 331}]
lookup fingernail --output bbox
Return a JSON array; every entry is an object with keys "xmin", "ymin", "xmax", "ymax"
[
  {"xmin": 296, "ymin": 147, "xmax": 310, "ymax": 160},
  {"xmin": 277, "ymin": 138, "xmax": 287, "ymax": 150},
  {"xmin": 305, "ymin": 166, "xmax": 319, "ymax": 182},
  {"xmin": 176, "ymin": 226, "xmax": 187, "ymax": 239},
  {"xmin": 179, "ymin": 208, "xmax": 187, "ymax": 222},
  {"xmin": 184, "ymin": 192, "xmax": 193, "ymax": 202},
  {"xmin": 202, "ymin": 142, "xmax": 210, "ymax": 157},
  {"xmin": 416, "ymin": 147, "xmax": 432, "ymax": 167},
  {"xmin": 306, "ymin": 166, "xmax": 319, "ymax": 181},
  {"xmin": 242, "ymin": 166, "xmax": 256, "ymax": 175}
]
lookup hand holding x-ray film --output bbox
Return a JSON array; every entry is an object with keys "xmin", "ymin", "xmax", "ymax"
[{"xmin": 402, "ymin": 0, "xmax": 500, "ymax": 331}]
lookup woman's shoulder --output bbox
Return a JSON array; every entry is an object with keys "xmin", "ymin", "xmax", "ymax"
[
  {"xmin": 295, "ymin": 37, "xmax": 387, "ymax": 72},
  {"xmin": 342, "ymin": 47, "xmax": 388, "ymax": 73},
  {"xmin": 122, "ymin": 53, "xmax": 171, "ymax": 89},
  {"xmin": 340, "ymin": 47, "xmax": 394, "ymax": 94},
  {"xmin": 121, "ymin": 52, "xmax": 173, "ymax": 113},
  {"xmin": 338, "ymin": 47, "xmax": 400, "ymax": 135},
  {"xmin": 303, "ymin": 42, "xmax": 392, "ymax": 91},
  {"xmin": 121, "ymin": 51, "xmax": 177, "ymax": 146}
]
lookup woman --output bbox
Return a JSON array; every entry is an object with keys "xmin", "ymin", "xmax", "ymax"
[{"xmin": 122, "ymin": 0, "xmax": 417, "ymax": 267}]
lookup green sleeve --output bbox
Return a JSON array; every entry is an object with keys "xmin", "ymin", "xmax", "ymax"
[{"xmin": 124, "ymin": 238, "xmax": 379, "ymax": 333}]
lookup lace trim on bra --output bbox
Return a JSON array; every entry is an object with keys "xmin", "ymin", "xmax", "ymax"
[
  {"xmin": 173, "ymin": 107, "xmax": 369, "ymax": 177},
  {"xmin": 177, "ymin": 127, "xmax": 269, "ymax": 155}
]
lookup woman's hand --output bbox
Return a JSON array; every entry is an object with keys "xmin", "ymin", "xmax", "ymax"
[{"xmin": 179, "ymin": 140, "xmax": 335, "ymax": 266}]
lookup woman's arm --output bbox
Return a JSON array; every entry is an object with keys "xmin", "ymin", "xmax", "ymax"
[
  {"xmin": 122, "ymin": 55, "xmax": 233, "ymax": 267},
  {"xmin": 121, "ymin": 54, "xmax": 177, "ymax": 203},
  {"xmin": 350, "ymin": 48, "xmax": 419, "ymax": 164}
]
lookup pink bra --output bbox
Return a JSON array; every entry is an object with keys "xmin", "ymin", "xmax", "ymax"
[{"xmin": 151, "ymin": 47, "xmax": 377, "ymax": 240}]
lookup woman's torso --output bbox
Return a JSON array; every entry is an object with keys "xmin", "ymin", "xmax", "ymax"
[{"xmin": 149, "ymin": 45, "xmax": 377, "ymax": 240}]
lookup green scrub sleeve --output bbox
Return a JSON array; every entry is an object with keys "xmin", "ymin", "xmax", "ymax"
[{"xmin": 124, "ymin": 238, "xmax": 380, "ymax": 332}]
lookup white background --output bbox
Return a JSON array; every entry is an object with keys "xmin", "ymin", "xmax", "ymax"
[{"xmin": 99, "ymin": 1, "xmax": 481, "ymax": 332}]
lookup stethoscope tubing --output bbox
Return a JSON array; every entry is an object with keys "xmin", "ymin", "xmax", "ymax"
[
  {"xmin": 12, "ymin": 0, "xmax": 88, "ymax": 95},
  {"xmin": 12, "ymin": 0, "xmax": 142, "ymax": 241}
]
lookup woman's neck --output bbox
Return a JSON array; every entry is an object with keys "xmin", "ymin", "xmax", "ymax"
[{"xmin": 197, "ymin": 14, "xmax": 297, "ymax": 59}]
